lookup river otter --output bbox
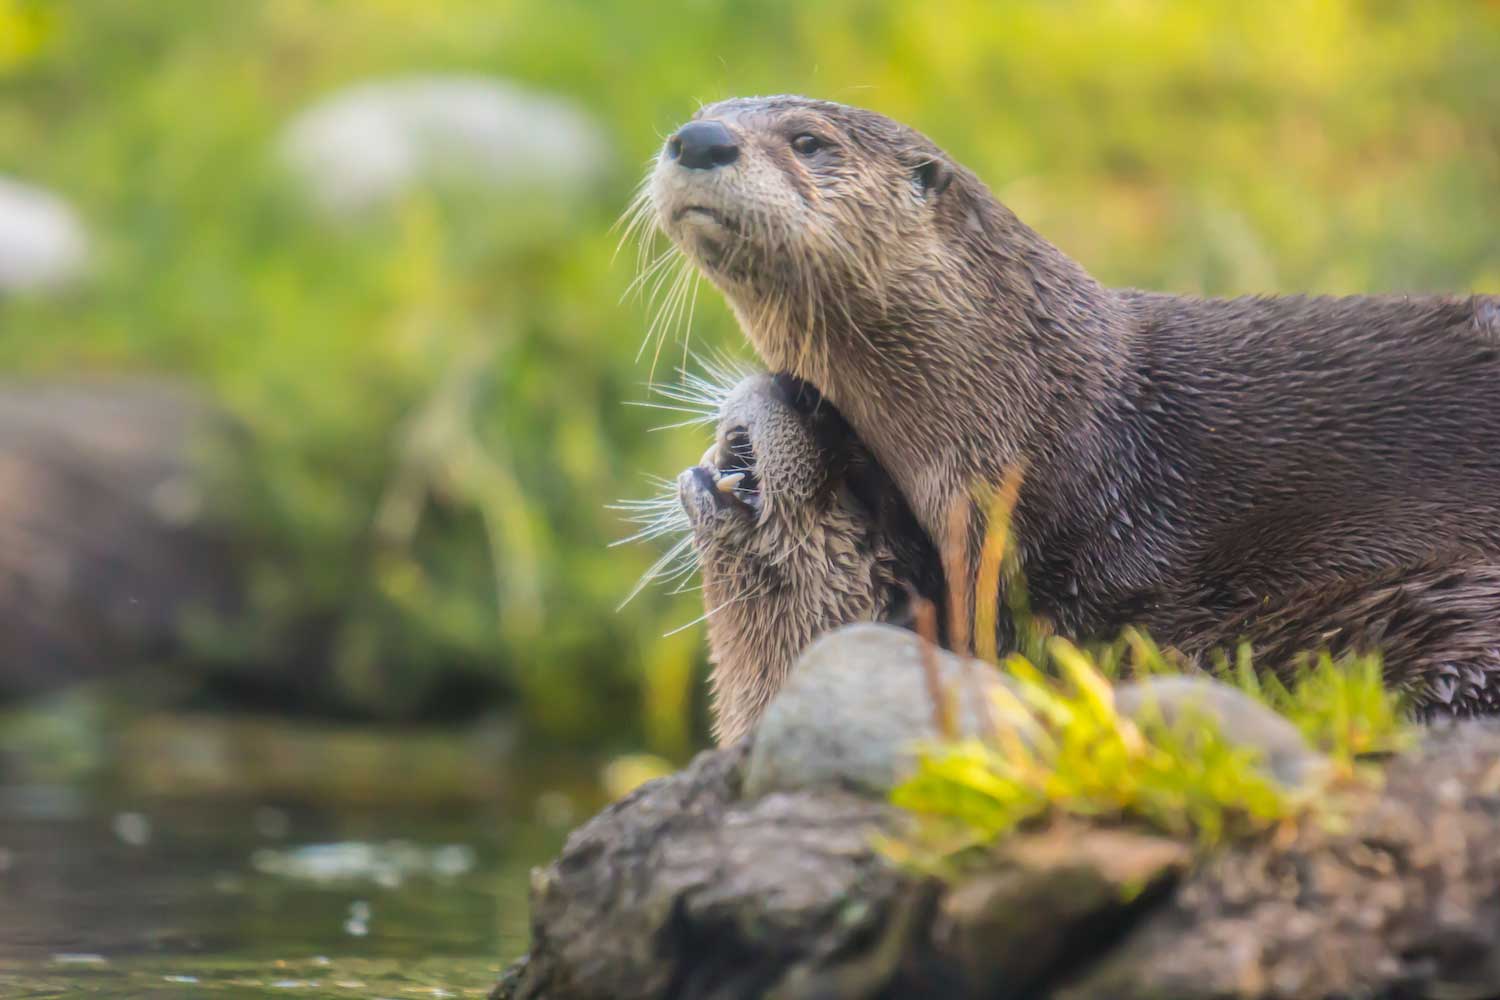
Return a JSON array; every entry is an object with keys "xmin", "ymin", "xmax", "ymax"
[
  {"xmin": 629, "ymin": 371, "xmax": 941, "ymax": 744},
  {"xmin": 646, "ymin": 95, "xmax": 1500, "ymax": 715}
]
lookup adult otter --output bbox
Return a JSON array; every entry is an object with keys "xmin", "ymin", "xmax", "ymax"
[
  {"xmin": 648, "ymin": 95, "xmax": 1500, "ymax": 715},
  {"xmin": 644, "ymin": 372, "xmax": 941, "ymax": 744}
]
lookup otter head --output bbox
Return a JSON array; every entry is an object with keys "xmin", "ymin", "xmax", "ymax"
[
  {"xmin": 679, "ymin": 372, "xmax": 840, "ymax": 535},
  {"xmin": 662, "ymin": 372, "xmax": 942, "ymax": 745},
  {"xmin": 648, "ymin": 96, "xmax": 1122, "ymax": 566},
  {"xmin": 650, "ymin": 96, "xmax": 974, "ymax": 380}
]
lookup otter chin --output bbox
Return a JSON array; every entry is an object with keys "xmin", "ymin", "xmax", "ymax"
[{"xmin": 649, "ymin": 95, "xmax": 1500, "ymax": 716}]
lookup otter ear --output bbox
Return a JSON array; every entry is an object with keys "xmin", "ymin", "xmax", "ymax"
[{"xmin": 913, "ymin": 158, "xmax": 953, "ymax": 199}]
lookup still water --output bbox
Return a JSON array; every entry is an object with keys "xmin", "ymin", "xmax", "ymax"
[{"xmin": 0, "ymin": 706, "xmax": 586, "ymax": 999}]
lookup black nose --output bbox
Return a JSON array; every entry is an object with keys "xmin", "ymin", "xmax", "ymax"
[{"xmin": 666, "ymin": 120, "xmax": 739, "ymax": 170}]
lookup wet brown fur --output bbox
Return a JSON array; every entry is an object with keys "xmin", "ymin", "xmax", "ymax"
[
  {"xmin": 678, "ymin": 373, "xmax": 941, "ymax": 744},
  {"xmin": 652, "ymin": 95, "xmax": 1500, "ymax": 715}
]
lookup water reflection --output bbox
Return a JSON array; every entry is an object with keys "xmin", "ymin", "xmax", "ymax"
[{"xmin": 0, "ymin": 709, "xmax": 580, "ymax": 998}]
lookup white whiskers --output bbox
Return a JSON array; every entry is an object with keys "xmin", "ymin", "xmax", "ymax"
[
  {"xmin": 615, "ymin": 167, "xmax": 708, "ymax": 387},
  {"xmin": 609, "ymin": 356, "xmax": 760, "ymax": 620}
]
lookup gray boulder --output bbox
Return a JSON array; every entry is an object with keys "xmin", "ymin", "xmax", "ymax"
[
  {"xmin": 497, "ymin": 716, "xmax": 1500, "ymax": 1000},
  {"xmin": 1115, "ymin": 675, "xmax": 1330, "ymax": 789},
  {"xmin": 745, "ymin": 624, "xmax": 1328, "ymax": 800},
  {"xmin": 0, "ymin": 380, "xmax": 239, "ymax": 696},
  {"xmin": 278, "ymin": 75, "xmax": 611, "ymax": 216},
  {"xmin": 745, "ymin": 624, "xmax": 1012, "ymax": 798},
  {"xmin": 0, "ymin": 177, "xmax": 87, "ymax": 293}
]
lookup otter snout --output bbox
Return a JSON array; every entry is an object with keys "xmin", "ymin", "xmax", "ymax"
[
  {"xmin": 665, "ymin": 120, "xmax": 739, "ymax": 170},
  {"xmin": 678, "ymin": 431, "xmax": 761, "ymax": 524}
]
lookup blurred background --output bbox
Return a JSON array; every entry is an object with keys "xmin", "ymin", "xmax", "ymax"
[{"xmin": 0, "ymin": 0, "xmax": 1494, "ymax": 994}]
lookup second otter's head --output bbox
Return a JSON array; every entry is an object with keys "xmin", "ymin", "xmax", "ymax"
[{"xmin": 669, "ymin": 372, "xmax": 943, "ymax": 745}]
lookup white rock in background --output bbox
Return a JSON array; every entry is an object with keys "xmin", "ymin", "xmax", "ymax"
[
  {"xmin": 278, "ymin": 75, "xmax": 611, "ymax": 215},
  {"xmin": 0, "ymin": 177, "xmax": 88, "ymax": 293}
]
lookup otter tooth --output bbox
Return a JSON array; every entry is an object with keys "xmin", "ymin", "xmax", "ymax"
[
  {"xmin": 701, "ymin": 445, "xmax": 719, "ymax": 469},
  {"xmin": 716, "ymin": 472, "xmax": 746, "ymax": 493}
]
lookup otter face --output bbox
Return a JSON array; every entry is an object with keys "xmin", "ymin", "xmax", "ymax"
[
  {"xmin": 642, "ymin": 371, "xmax": 943, "ymax": 745},
  {"xmin": 650, "ymin": 97, "xmax": 959, "ymax": 368},
  {"xmin": 678, "ymin": 372, "xmax": 831, "ymax": 535}
]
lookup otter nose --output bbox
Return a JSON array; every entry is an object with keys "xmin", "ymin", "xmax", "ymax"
[{"xmin": 666, "ymin": 121, "xmax": 740, "ymax": 170}]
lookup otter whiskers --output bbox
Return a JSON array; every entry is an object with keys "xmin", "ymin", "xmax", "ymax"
[
  {"xmin": 617, "ymin": 171, "xmax": 709, "ymax": 386},
  {"xmin": 611, "ymin": 361, "xmax": 756, "ymax": 613}
]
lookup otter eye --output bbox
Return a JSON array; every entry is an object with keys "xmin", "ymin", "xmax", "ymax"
[{"xmin": 790, "ymin": 133, "xmax": 824, "ymax": 156}]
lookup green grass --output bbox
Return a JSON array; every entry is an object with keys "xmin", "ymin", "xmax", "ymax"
[
  {"xmin": 887, "ymin": 632, "xmax": 1411, "ymax": 861},
  {"xmin": 1225, "ymin": 642, "xmax": 1411, "ymax": 765}
]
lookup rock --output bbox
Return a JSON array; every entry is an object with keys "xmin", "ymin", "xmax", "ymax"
[
  {"xmin": 1061, "ymin": 720, "xmax": 1500, "ymax": 999},
  {"xmin": 278, "ymin": 75, "xmax": 611, "ymax": 216},
  {"xmin": 937, "ymin": 827, "xmax": 1191, "ymax": 994},
  {"xmin": 497, "ymin": 741, "xmax": 949, "ymax": 1000},
  {"xmin": 1115, "ymin": 676, "xmax": 1330, "ymax": 790},
  {"xmin": 744, "ymin": 624, "xmax": 1327, "ymax": 800},
  {"xmin": 497, "ymin": 721, "xmax": 1500, "ymax": 1000},
  {"xmin": 744, "ymin": 624, "xmax": 1015, "ymax": 799},
  {"xmin": 0, "ymin": 380, "xmax": 239, "ymax": 696},
  {"xmin": 0, "ymin": 177, "xmax": 87, "ymax": 293}
]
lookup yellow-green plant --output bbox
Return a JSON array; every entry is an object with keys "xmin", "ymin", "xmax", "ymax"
[
  {"xmin": 892, "ymin": 637, "xmax": 1296, "ymax": 854},
  {"xmin": 890, "ymin": 631, "xmax": 1411, "ymax": 863},
  {"xmin": 1228, "ymin": 644, "xmax": 1412, "ymax": 767}
]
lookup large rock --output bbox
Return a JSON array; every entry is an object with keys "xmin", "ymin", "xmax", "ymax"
[
  {"xmin": 498, "ymin": 719, "xmax": 1500, "ymax": 1000},
  {"xmin": 495, "ymin": 741, "xmax": 944, "ymax": 1000},
  {"xmin": 1064, "ymin": 720, "xmax": 1500, "ymax": 999},
  {"xmin": 496, "ymin": 621, "xmax": 1500, "ymax": 999},
  {"xmin": 0, "ymin": 381, "xmax": 239, "ymax": 696},
  {"xmin": 278, "ymin": 75, "xmax": 611, "ymax": 216},
  {"xmin": 0, "ymin": 177, "xmax": 87, "ymax": 293},
  {"xmin": 744, "ymin": 624, "xmax": 1014, "ymax": 798}
]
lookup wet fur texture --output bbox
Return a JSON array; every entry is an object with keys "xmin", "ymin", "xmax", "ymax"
[
  {"xmin": 678, "ymin": 374, "xmax": 941, "ymax": 744},
  {"xmin": 651, "ymin": 95, "xmax": 1500, "ymax": 715}
]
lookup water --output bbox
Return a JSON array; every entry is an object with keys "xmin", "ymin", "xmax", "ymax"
[{"xmin": 0, "ymin": 706, "xmax": 587, "ymax": 999}]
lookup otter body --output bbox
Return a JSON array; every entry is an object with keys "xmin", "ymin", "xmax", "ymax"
[
  {"xmin": 1024, "ymin": 293, "xmax": 1500, "ymax": 638},
  {"xmin": 650, "ymin": 96, "xmax": 1500, "ymax": 714}
]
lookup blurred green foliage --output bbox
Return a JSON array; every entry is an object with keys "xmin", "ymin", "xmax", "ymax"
[{"xmin": 0, "ymin": 1, "xmax": 1494, "ymax": 752}]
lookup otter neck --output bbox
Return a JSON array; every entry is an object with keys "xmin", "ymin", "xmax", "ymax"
[{"xmin": 736, "ymin": 212, "xmax": 1132, "ymax": 553}]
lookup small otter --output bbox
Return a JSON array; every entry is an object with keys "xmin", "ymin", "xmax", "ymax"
[
  {"xmin": 633, "ymin": 371, "xmax": 940, "ymax": 745},
  {"xmin": 647, "ymin": 95, "xmax": 1500, "ymax": 714}
]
